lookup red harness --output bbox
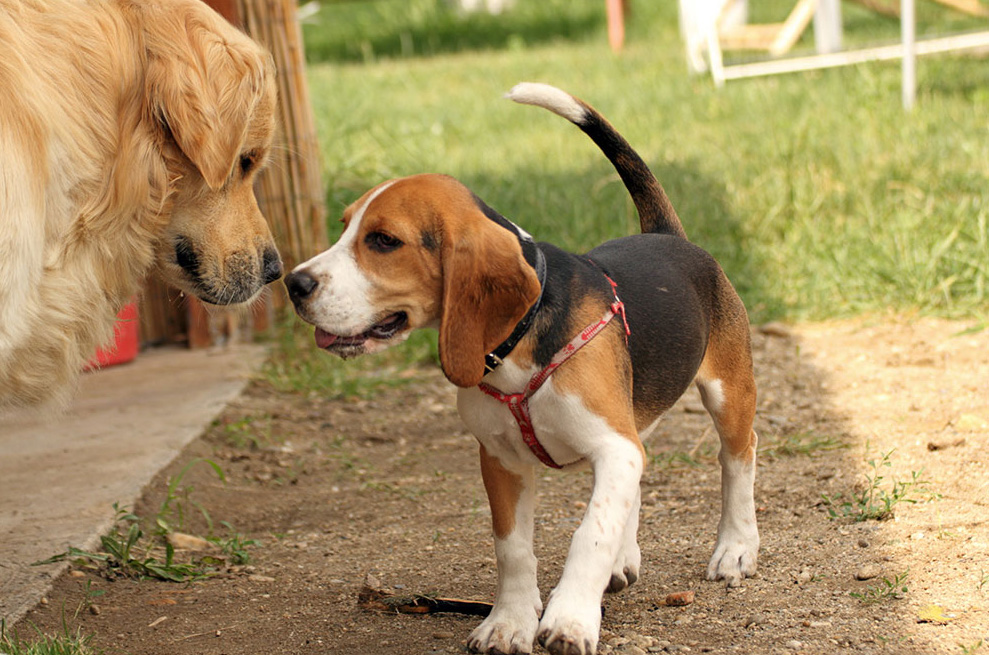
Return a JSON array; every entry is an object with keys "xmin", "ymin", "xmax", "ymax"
[{"xmin": 477, "ymin": 275, "xmax": 630, "ymax": 469}]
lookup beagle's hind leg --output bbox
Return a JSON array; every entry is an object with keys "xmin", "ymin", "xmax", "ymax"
[{"xmin": 695, "ymin": 294, "xmax": 759, "ymax": 587}]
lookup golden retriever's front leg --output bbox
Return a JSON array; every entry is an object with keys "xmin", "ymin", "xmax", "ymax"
[{"xmin": 468, "ymin": 446, "xmax": 542, "ymax": 655}]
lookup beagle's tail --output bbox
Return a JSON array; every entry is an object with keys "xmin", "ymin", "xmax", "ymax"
[{"xmin": 506, "ymin": 82, "xmax": 687, "ymax": 240}]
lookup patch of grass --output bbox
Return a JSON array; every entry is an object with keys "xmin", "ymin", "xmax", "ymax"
[
  {"xmin": 35, "ymin": 504, "xmax": 209, "ymax": 583},
  {"xmin": 35, "ymin": 460, "xmax": 259, "ymax": 581},
  {"xmin": 261, "ymin": 317, "xmax": 436, "ymax": 397},
  {"xmin": 960, "ymin": 640, "xmax": 984, "ymax": 655},
  {"xmin": 650, "ymin": 450, "xmax": 706, "ymax": 470},
  {"xmin": 302, "ymin": 0, "xmax": 604, "ymax": 64},
  {"xmin": 217, "ymin": 414, "xmax": 275, "ymax": 450},
  {"xmin": 759, "ymin": 431, "xmax": 847, "ymax": 460},
  {"xmin": 821, "ymin": 448, "xmax": 938, "ymax": 521},
  {"xmin": 851, "ymin": 570, "xmax": 910, "ymax": 604},
  {"xmin": 153, "ymin": 458, "xmax": 226, "ymax": 537},
  {"xmin": 0, "ymin": 621, "xmax": 101, "ymax": 655},
  {"xmin": 208, "ymin": 522, "xmax": 259, "ymax": 566}
]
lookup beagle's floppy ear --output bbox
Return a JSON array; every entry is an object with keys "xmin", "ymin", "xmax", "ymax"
[
  {"xmin": 438, "ymin": 217, "xmax": 541, "ymax": 388},
  {"xmin": 143, "ymin": 2, "xmax": 273, "ymax": 189}
]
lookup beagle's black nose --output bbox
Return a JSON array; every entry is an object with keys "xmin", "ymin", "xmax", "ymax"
[
  {"xmin": 262, "ymin": 249, "xmax": 283, "ymax": 285},
  {"xmin": 285, "ymin": 270, "xmax": 318, "ymax": 303}
]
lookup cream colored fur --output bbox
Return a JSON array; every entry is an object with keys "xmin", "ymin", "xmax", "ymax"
[{"xmin": 0, "ymin": 0, "xmax": 279, "ymax": 408}]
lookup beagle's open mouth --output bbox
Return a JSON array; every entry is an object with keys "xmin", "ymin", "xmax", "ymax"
[{"xmin": 314, "ymin": 312, "xmax": 408, "ymax": 351}]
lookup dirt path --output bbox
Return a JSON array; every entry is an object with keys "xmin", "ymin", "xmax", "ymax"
[{"xmin": 18, "ymin": 318, "xmax": 989, "ymax": 655}]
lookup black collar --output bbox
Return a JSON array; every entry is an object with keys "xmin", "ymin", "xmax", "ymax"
[{"xmin": 484, "ymin": 244, "xmax": 547, "ymax": 375}]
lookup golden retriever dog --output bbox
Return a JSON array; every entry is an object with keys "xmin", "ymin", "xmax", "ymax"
[{"xmin": 0, "ymin": 0, "xmax": 281, "ymax": 408}]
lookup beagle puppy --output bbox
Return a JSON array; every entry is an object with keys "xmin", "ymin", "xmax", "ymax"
[{"xmin": 286, "ymin": 83, "xmax": 758, "ymax": 655}]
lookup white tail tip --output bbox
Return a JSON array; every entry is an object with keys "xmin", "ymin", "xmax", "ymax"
[{"xmin": 505, "ymin": 82, "xmax": 587, "ymax": 124}]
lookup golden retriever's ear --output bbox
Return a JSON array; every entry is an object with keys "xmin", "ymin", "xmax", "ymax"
[
  {"xmin": 143, "ymin": 4, "xmax": 273, "ymax": 189},
  {"xmin": 438, "ymin": 218, "xmax": 541, "ymax": 388}
]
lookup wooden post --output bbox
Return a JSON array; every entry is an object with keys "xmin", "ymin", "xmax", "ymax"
[
  {"xmin": 814, "ymin": 0, "xmax": 842, "ymax": 54},
  {"xmin": 902, "ymin": 0, "xmax": 916, "ymax": 110},
  {"xmin": 606, "ymin": 0, "xmax": 625, "ymax": 53}
]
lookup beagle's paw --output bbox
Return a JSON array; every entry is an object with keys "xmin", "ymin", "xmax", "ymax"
[
  {"xmin": 706, "ymin": 531, "xmax": 759, "ymax": 587},
  {"xmin": 536, "ymin": 597, "xmax": 601, "ymax": 655},
  {"xmin": 606, "ymin": 537, "xmax": 641, "ymax": 593},
  {"xmin": 467, "ymin": 608, "xmax": 539, "ymax": 655}
]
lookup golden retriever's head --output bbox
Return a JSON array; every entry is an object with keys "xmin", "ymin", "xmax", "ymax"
[{"xmin": 143, "ymin": 0, "xmax": 281, "ymax": 304}]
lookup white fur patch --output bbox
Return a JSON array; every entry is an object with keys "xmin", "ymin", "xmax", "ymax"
[
  {"xmin": 292, "ymin": 181, "xmax": 396, "ymax": 335},
  {"xmin": 698, "ymin": 378, "xmax": 725, "ymax": 416},
  {"xmin": 707, "ymin": 447, "xmax": 759, "ymax": 586},
  {"xmin": 506, "ymin": 82, "xmax": 587, "ymax": 125}
]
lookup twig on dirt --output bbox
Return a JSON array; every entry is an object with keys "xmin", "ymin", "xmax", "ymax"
[
  {"xmin": 358, "ymin": 574, "xmax": 493, "ymax": 617},
  {"xmin": 689, "ymin": 427, "xmax": 712, "ymax": 459},
  {"xmin": 172, "ymin": 623, "xmax": 244, "ymax": 642}
]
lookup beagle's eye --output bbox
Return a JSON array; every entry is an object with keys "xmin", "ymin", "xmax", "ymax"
[{"xmin": 365, "ymin": 231, "xmax": 403, "ymax": 253}]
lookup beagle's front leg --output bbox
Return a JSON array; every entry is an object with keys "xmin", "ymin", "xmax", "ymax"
[
  {"xmin": 468, "ymin": 446, "xmax": 542, "ymax": 655},
  {"xmin": 538, "ymin": 435, "xmax": 644, "ymax": 655}
]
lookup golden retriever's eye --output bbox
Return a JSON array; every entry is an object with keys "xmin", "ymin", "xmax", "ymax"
[
  {"xmin": 365, "ymin": 231, "xmax": 403, "ymax": 253},
  {"xmin": 239, "ymin": 151, "xmax": 258, "ymax": 175}
]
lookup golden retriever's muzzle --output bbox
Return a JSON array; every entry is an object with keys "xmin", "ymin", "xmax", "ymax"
[{"xmin": 174, "ymin": 236, "xmax": 282, "ymax": 305}]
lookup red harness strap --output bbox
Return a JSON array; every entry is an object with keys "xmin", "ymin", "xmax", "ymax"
[{"xmin": 478, "ymin": 276, "xmax": 629, "ymax": 469}]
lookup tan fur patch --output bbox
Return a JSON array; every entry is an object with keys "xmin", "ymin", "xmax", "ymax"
[
  {"xmin": 696, "ymin": 290, "xmax": 758, "ymax": 460},
  {"xmin": 479, "ymin": 444, "xmax": 524, "ymax": 539},
  {"xmin": 544, "ymin": 295, "xmax": 643, "ymax": 459}
]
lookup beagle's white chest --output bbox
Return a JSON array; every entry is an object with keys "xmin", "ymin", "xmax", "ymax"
[{"xmin": 456, "ymin": 362, "xmax": 608, "ymax": 470}]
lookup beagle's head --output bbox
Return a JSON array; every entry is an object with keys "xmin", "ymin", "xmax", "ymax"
[{"xmin": 286, "ymin": 174, "xmax": 541, "ymax": 387}]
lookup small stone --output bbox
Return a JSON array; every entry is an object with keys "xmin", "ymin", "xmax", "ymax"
[
  {"xmin": 247, "ymin": 574, "xmax": 276, "ymax": 583},
  {"xmin": 69, "ymin": 570, "xmax": 86, "ymax": 578},
  {"xmin": 857, "ymin": 539, "xmax": 870, "ymax": 548},
  {"xmin": 855, "ymin": 564, "xmax": 881, "ymax": 581},
  {"xmin": 663, "ymin": 590, "xmax": 695, "ymax": 606},
  {"xmin": 785, "ymin": 640, "xmax": 802, "ymax": 650},
  {"xmin": 167, "ymin": 532, "xmax": 213, "ymax": 551},
  {"xmin": 431, "ymin": 631, "xmax": 454, "ymax": 640},
  {"xmin": 796, "ymin": 568, "xmax": 812, "ymax": 584},
  {"xmin": 626, "ymin": 646, "xmax": 647, "ymax": 655},
  {"xmin": 88, "ymin": 604, "xmax": 101, "ymax": 615},
  {"xmin": 927, "ymin": 437, "xmax": 966, "ymax": 451},
  {"xmin": 743, "ymin": 614, "xmax": 765, "ymax": 628}
]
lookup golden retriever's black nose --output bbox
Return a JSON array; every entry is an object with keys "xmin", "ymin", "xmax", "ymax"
[
  {"xmin": 262, "ymin": 249, "xmax": 283, "ymax": 284},
  {"xmin": 285, "ymin": 271, "xmax": 318, "ymax": 303}
]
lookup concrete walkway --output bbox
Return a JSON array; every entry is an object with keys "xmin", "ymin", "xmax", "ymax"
[{"xmin": 0, "ymin": 344, "xmax": 266, "ymax": 626}]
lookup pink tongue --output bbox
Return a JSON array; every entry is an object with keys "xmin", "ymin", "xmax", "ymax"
[{"xmin": 315, "ymin": 328, "xmax": 339, "ymax": 348}]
